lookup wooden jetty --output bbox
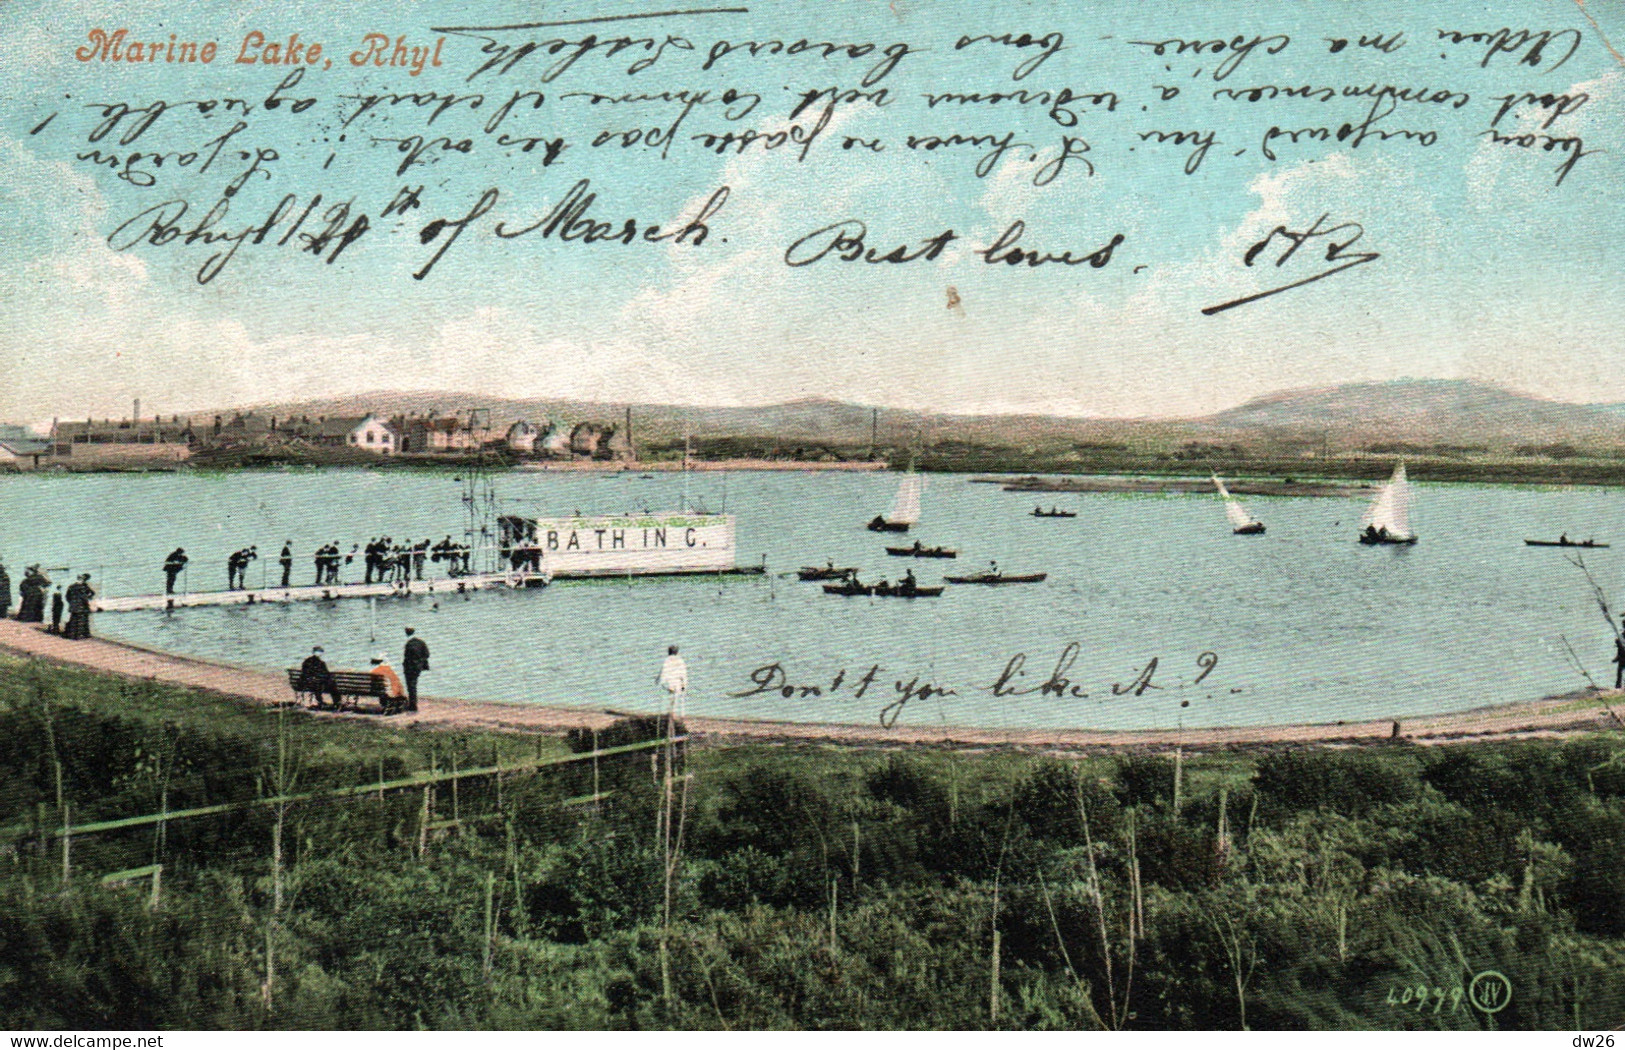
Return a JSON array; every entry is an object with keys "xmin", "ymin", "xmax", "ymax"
[
  {"xmin": 92, "ymin": 562, "xmax": 767, "ymax": 614},
  {"xmin": 93, "ymin": 572, "xmax": 549, "ymax": 614}
]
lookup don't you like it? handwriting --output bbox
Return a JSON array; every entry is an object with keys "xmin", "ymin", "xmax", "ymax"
[{"xmin": 731, "ymin": 646, "xmax": 1224, "ymax": 728}]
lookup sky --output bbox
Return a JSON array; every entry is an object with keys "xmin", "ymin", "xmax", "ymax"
[{"xmin": 0, "ymin": 0, "xmax": 1621, "ymax": 424}]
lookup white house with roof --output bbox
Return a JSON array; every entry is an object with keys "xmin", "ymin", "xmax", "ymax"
[
  {"xmin": 312, "ymin": 414, "xmax": 397, "ymax": 454},
  {"xmin": 505, "ymin": 420, "xmax": 545, "ymax": 453}
]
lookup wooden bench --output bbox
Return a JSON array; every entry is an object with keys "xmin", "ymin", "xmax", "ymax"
[{"xmin": 285, "ymin": 668, "xmax": 397, "ymax": 713}]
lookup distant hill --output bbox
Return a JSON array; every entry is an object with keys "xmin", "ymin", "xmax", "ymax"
[
  {"xmin": 219, "ymin": 392, "xmax": 911, "ymax": 444},
  {"xmin": 1201, "ymin": 379, "xmax": 1625, "ymax": 443},
  {"xmin": 198, "ymin": 378, "xmax": 1625, "ymax": 452}
]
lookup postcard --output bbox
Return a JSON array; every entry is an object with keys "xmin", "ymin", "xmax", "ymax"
[{"xmin": 1, "ymin": 0, "xmax": 1623, "ymax": 1034}]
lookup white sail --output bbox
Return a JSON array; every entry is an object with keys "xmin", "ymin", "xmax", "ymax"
[
  {"xmin": 1212, "ymin": 474, "xmax": 1259, "ymax": 529},
  {"xmin": 890, "ymin": 472, "xmax": 922, "ymax": 525},
  {"xmin": 1361, "ymin": 463, "xmax": 1412, "ymax": 539}
]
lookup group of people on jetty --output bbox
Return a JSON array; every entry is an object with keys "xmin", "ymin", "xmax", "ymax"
[
  {"xmin": 159, "ymin": 537, "xmax": 477, "ymax": 595},
  {"xmin": 0, "ymin": 559, "xmax": 96, "ymax": 639}
]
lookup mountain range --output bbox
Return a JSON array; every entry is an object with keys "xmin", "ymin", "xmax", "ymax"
[{"xmin": 216, "ymin": 379, "xmax": 1625, "ymax": 449}]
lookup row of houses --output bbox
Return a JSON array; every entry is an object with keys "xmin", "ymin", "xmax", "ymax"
[
  {"xmin": 29, "ymin": 411, "xmax": 632, "ymax": 460},
  {"xmin": 0, "ymin": 425, "xmax": 52, "ymax": 468}
]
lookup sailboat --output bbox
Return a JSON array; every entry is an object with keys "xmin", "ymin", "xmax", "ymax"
[
  {"xmin": 1212, "ymin": 475, "xmax": 1265, "ymax": 535},
  {"xmin": 867, "ymin": 470, "xmax": 922, "ymax": 533},
  {"xmin": 1358, "ymin": 463, "xmax": 1417, "ymax": 545}
]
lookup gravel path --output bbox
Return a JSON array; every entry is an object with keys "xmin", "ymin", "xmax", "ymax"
[{"xmin": 2, "ymin": 617, "xmax": 1618, "ymax": 751}]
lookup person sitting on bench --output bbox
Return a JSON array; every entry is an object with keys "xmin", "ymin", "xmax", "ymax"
[
  {"xmin": 299, "ymin": 646, "xmax": 339, "ymax": 709},
  {"xmin": 369, "ymin": 654, "xmax": 408, "ymax": 715}
]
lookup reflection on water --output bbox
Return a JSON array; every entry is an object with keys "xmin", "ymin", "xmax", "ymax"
[{"xmin": 0, "ymin": 468, "xmax": 1617, "ymax": 730}]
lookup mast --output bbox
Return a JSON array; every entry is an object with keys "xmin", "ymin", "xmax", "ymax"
[
  {"xmin": 461, "ymin": 407, "xmax": 498, "ymax": 575},
  {"xmin": 682, "ymin": 423, "xmax": 692, "ymax": 513},
  {"xmin": 891, "ymin": 465, "xmax": 922, "ymax": 525}
]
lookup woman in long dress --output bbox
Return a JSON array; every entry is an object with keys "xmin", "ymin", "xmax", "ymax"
[
  {"xmin": 16, "ymin": 566, "xmax": 48, "ymax": 623},
  {"xmin": 63, "ymin": 574, "xmax": 94, "ymax": 640}
]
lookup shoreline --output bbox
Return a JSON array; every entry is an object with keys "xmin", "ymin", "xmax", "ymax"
[
  {"xmin": 516, "ymin": 459, "xmax": 891, "ymax": 472},
  {"xmin": 1, "ymin": 617, "xmax": 1618, "ymax": 751},
  {"xmin": 977, "ymin": 475, "xmax": 1370, "ymax": 498}
]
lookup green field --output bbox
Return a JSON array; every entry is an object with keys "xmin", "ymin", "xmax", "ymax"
[{"xmin": 2, "ymin": 656, "xmax": 1623, "ymax": 1030}]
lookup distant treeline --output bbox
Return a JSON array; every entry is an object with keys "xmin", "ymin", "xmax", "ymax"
[{"xmin": 1, "ymin": 660, "xmax": 1623, "ymax": 1030}]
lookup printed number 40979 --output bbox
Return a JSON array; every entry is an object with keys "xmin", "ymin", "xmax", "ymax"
[{"xmin": 1386, "ymin": 983, "xmax": 1464, "ymax": 1013}]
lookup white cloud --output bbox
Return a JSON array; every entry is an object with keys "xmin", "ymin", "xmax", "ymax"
[{"xmin": 1465, "ymin": 70, "xmax": 1621, "ymax": 206}]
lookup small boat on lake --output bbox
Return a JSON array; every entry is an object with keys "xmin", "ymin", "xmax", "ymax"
[
  {"xmin": 823, "ymin": 575, "xmax": 943, "ymax": 598},
  {"xmin": 867, "ymin": 470, "xmax": 922, "ymax": 533},
  {"xmin": 1524, "ymin": 537, "xmax": 1609, "ymax": 549},
  {"xmin": 1212, "ymin": 474, "xmax": 1265, "ymax": 535},
  {"xmin": 797, "ymin": 563, "xmax": 859, "ymax": 581},
  {"xmin": 1030, "ymin": 506, "xmax": 1077, "ymax": 518},
  {"xmin": 943, "ymin": 564, "xmax": 1047, "ymax": 586},
  {"xmin": 885, "ymin": 542, "xmax": 958, "ymax": 558},
  {"xmin": 1358, "ymin": 464, "xmax": 1417, "ymax": 545}
]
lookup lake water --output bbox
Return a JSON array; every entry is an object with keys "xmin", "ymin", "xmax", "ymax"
[{"xmin": 0, "ymin": 468, "xmax": 1619, "ymax": 731}]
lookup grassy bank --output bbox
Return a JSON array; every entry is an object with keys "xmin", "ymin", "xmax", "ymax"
[{"xmin": 1, "ymin": 658, "xmax": 1623, "ymax": 1030}]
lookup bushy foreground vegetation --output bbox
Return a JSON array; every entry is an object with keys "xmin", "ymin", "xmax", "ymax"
[{"xmin": 0, "ymin": 658, "xmax": 1622, "ymax": 1030}]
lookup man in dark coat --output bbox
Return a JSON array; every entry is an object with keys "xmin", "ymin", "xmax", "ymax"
[
  {"xmin": 17, "ymin": 566, "xmax": 48, "ymax": 622},
  {"xmin": 402, "ymin": 627, "xmax": 430, "ymax": 712},
  {"xmin": 63, "ymin": 575, "xmax": 93, "ymax": 640},
  {"xmin": 299, "ymin": 645, "xmax": 339, "ymax": 708},
  {"xmin": 279, "ymin": 542, "xmax": 293, "ymax": 588},
  {"xmin": 163, "ymin": 548, "xmax": 188, "ymax": 594},
  {"xmin": 1614, "ymin": 615, "xmax": 1625, "ymax": 689},
  {"xmin": 0, "ymin": 561, "xmax": 11, "ymax": 618},
  {"xmin": 49, "ymin": 587, "xmax": 64, "ymax": 634}
]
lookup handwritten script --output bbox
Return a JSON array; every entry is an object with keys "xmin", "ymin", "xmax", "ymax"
[
  {"xmin": 27, "ymin": 7, "xmax": 1610, "ymax": 312},
  {"xmin": 731, "ymin": 646, "xmax": 1222, "ymax": 727}
]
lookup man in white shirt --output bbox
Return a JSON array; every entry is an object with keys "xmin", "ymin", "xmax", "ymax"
[{"xmin": 656, "ymin": 645, "xmax": 688, "ymax": 718}]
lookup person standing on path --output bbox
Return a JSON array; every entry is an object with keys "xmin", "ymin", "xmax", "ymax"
[
  {"xmin": 279, "ymin": 542, "xmax": 293, "ymax": 588},
  {"xmin": 163, "ymin": 548, "xmax": 188, "ymax": 595},
  {"xmin": 402, "ymin": 627, "xmax": 430, "ymax": 712},
  {"xmin": 0, "ymin": 560, "xmax": 11, "ymax": 619},
  {"xmin": 656, "ymin": 645, "xmax": 688, "ymax": 719},
  {"xmin": 17, "ymin": 566, "xmax": 48, "ymax": 622},
  {"xmin": 49, "ymin": 587, "xmax": 64, "ymax": 634},
  {"xmin": 63, "ymin": 574, "xmax": 93, "ymax": 640},
  {"xmin": 1613, "ymin": 615, "xmax": 1625, "ymax": 689}
]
